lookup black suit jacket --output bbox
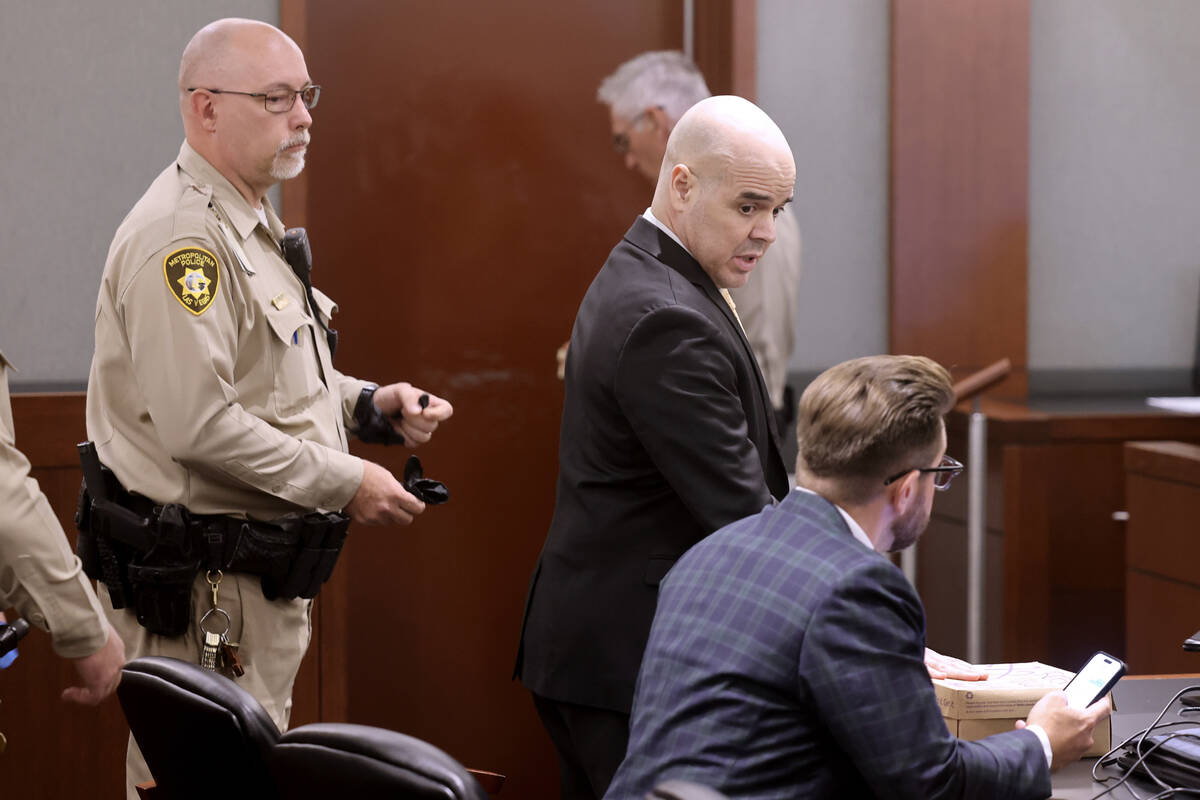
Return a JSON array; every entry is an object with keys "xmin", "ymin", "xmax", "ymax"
[{"xmin": 516, "ymin": 216, "xmax": 789, "ymax": 713}]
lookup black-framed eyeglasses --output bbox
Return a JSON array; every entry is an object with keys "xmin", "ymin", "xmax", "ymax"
[
  {"xmin": 883, "ymin": 454, "xmax": 964, "ymax": 492},
  {"xmin": 186, "ymin": 84, "xmax": 321, "ymax": 113},
  {"xmin": 612, "ymin": 107, "xmax": 657, "ymax": 155}
]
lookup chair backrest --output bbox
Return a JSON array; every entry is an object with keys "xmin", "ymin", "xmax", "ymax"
[
  {"xmin": 269, "ymin": 723, "xmax": 489, "ymax": 800},
  {"xmin": 118, "ymin": 656, "xmax": 282, "ymax": 800}
]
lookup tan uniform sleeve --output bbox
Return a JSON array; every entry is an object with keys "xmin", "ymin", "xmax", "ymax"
[
  {"xmin": 116, "ymin": 241, "xmax": 363, "ymax": 511},
  {"xmin": 332, "ymin": 369, "xmax": 370, "ymax": 430},
  {"xmin": 0, "ymin": 363, "xmax": 107, "ymax": 658}
]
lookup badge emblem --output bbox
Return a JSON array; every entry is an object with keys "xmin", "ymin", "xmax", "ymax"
[{"xmin": 164, "ymin": 247, "xmax": 220, "ymax": 315}]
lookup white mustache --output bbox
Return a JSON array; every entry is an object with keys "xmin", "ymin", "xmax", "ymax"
[{"xmin": 277, "ymin": 132, "xmax": 310, "ymax": 153}]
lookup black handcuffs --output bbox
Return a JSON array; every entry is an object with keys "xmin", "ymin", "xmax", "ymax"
[{"xmin": 352, "ymin": 385, "xmax": 450, "ymax": 505}]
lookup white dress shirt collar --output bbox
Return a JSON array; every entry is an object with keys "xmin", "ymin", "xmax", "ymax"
[
  {"xmin": 795, "ymin": 486, "xmax": 876, "ymax": 552},
  {"xmin": 642, "ymin": 207, "xmax": 693, "ymax": 257}
]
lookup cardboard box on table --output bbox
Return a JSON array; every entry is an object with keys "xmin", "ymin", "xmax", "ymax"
[{"xmin": 934, "ymin": 662, "xmax": 1112, "ymax": 757}]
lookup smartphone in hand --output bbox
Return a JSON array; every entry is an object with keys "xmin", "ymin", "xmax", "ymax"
[{"xmin": 1062, "ymin": 651, "xmax": 1126, "ymax": 709}]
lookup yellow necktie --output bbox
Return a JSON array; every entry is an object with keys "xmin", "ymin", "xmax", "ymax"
[{"xmin": 719, "ymin": 288, "xmax": 746, "ymax": 334}]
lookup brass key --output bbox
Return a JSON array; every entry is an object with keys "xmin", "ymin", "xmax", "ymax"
[{"xmin": 220, "ymin": 639, "xmax": 245, "ymax": 678}]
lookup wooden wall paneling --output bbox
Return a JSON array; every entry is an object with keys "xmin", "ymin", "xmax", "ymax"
[
  {"xmin": 996, "ymin": 440, "xmax": 1124, "ymax": 669},
  {"xmin": 920, "ymin": 420, "xmax": 1007, "ymax": 660},
  {"xmin": 2, "ymin": 394, "xmax": 126, "ymax": 798},
  {"xmin": 284, "ymin": 2, "xmax": 701, "ymax": 796},
  {"xmin": 916, "ymin": 515, "xmax": 1006, "ymax": 660},
  {"xmin": 1043, "ymin": 443, "xmax": 1127, "ymax": 667},
  {"xmin": 279, "ymin": 0, "xmax": 308, "ymax": 231},
  {"xmin": 693, "ymin": 0, "xmax": 757, "ymax": 100},
  {"xmin": 1002, "ymin": 445, "xmax": 1052, "ymax": 662},
  {"xmin": 1126, "ymin": 572, "xmax": 1200, "ymax": 675},
  {"xmin": 277, "ymin": 0, "xmax": 343, "ymax": 730},
  {"xmin": 890, "ymin": 0, "xmax": 1030, "ymax": 397},
  {"xmin": 1124, "ymin": 443, "xmax": 1200, "ymax": 673},
  {"xmin": 1125, "ymin": 473, "xmax": 1200, "ymax": 586},
  {"xmin": 1125, "ymin": 440, "xmax": 1200, "ymax": 486},
  {"xmin": 1002, "ymin": 442, "xmax": 1127, "ymax": 668}
]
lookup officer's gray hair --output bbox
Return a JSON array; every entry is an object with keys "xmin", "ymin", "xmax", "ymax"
[{"xmin": 596, "ymin": 51, "xmax": 711, "ymax": 124}]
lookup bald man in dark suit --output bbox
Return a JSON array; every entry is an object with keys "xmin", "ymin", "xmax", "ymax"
[{"xmin": 515, "ymin": 96, "xmax": 792, "ymax": 800}]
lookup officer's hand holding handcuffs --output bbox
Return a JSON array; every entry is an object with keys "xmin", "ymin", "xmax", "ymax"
[
  {"xmin": 371, "ymin": 381, "xmax": 454, "ymax": 445},
  {"xmin": 344, "ymin": 382, "xmax": 453, "ymax": 527}
]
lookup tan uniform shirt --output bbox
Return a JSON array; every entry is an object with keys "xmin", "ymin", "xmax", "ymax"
[
  {"xmin": 728, "ymin": 209, "xmax": 802, "ymax": 410},
  {"xmin": 0, "ymin": 352, "xmax": 107, "ymax": 658},
  {"xmin": 87, "ymin": 142, "xmax": 366, "ymax": 518}
]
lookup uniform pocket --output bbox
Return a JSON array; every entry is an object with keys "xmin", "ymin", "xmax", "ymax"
[
  {"xmin": 309, "ymin": 288, "xmax": 338, "ymax": 328},
  {"xmin": 265, "ymin": 302, "xmax": 324, "ymax": 418}
]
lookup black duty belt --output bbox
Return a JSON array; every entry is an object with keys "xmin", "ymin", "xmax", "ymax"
[{"xmin": 75, "ymin": 441, "xmax": 349, "ymax": 637}]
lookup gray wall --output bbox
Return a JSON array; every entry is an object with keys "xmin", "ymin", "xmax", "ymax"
[
  {"xmin": 758, "ymin": 0, "xmax": 891, "ymax": 375},
  {"xmin": 8, "ymin": 2, "xmax": 1196, "ymax": 387},
  {"xmin": 1029, "ymin": 0, "xmax": 1200, "ymax": 385},
  {"xmin": 0, "ymin": 1, "xmax": 277, "ymax": 388}
]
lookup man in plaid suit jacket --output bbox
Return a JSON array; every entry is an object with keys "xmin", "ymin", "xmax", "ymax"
[{"xmin": 605, "ymin": 356, "xmax": 1109, "ymax": 799}]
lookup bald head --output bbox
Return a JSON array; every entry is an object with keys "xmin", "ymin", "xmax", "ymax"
[
  {"xmin": 177, "ymin": 18, "xmax": 314, "ymax": 206},
  {"xmin": 650, "ymin": 96, "xmax": 796, "ymax": 289},
  {"xmin": 179, "ymin": 18, "xmax": 301, "ymax": 95},
  {"xmin": 654, "ymin": 96, "xmax": 792, "ymax": 194}
]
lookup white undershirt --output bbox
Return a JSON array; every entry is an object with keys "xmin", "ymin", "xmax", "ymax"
[{"xmin": 642, "ymin": 207, "xmax": 690, "ymax": 255}]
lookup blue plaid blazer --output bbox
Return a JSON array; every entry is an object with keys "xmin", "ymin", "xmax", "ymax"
[{"xmin": 605, "ymin": 488, "xmax": 1050, "ymax": 800}]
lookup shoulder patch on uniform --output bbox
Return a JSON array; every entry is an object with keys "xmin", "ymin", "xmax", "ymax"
[{"xmin": 163, "ymin": 246, "xmax": 220, "ymax": 316}]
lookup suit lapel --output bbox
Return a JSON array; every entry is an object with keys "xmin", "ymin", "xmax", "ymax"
[{"xmin": 624, "ymin": 217, "xmax": 784, "ymax": 445}]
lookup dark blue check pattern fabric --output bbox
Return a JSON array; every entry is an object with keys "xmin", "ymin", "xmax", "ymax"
[{"xmin": 604, "ymin": 489, "xmax": 1050, "ymax": 800}]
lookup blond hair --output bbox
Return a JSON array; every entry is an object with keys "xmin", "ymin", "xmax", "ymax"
[{"xmin": 796, "ymin": 355, "xmax": 954, "ymax": 505}]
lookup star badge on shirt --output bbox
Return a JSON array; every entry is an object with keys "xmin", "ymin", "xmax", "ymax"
[{"xmin": 163, "ymin": 246, "xmax": 220, "ymax": 316}]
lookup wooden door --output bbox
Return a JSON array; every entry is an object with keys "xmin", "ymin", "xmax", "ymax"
[{"xmin": 283, "ymin": 2, "xmax": 691, "ymax": 795}]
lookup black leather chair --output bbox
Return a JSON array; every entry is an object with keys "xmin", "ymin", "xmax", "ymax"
[
  {"xmin": 118, "ymin": 657, "xmax": 491, "ymax": 800},
  {"xmin": 118, "ymin": 656, "xmax": 281, "ymax": 800},
  {"xmin": 271, "ymin": 723, "xmax": 488, "ymax": 799}
]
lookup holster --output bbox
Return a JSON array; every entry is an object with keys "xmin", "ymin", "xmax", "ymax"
[
  {"xmin": 260, "ymin": 512, "xmax": 351, "ymax": 600},
  {"xmin": 126, "ymin": 503, "xmax": 200, "ymax": 637},
  {"xmin": 75, "ymin": 442, "xmax": 352, "ymax": 637}
]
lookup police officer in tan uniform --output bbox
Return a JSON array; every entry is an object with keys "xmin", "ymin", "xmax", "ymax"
[
  {"xmin": 0, "ymin": 351, "xmax": 125, "ymax": 704},
  {"xmin": 85, "ymin": 19, "xmax": 452, "ymax": 796}
]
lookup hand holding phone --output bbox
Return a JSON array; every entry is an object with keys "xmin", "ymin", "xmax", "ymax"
[{"xmin": 1062, "ymin": 651, "xmax": 1126, "ymax": 710}]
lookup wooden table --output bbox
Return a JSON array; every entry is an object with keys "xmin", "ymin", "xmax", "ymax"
[
  {"xmin": 919, "ymin": 396, "xmax": 1200, "ymax": 669},
  {"xmin": 1125, "ymin": 441, "xmax": 1200, "ymax": 674}
]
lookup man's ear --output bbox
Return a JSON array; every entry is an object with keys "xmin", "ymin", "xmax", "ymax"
[
  {"xmin": 669, "ymin": 163, "xmax": 694, "ymax": 208},
  {"xmin": 189, "ymin": 90, "xmax": 219, "ymax": 132},
  {"xmin": 887, "ymin": 470, "xmax": 918, "ymax": 515}
]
